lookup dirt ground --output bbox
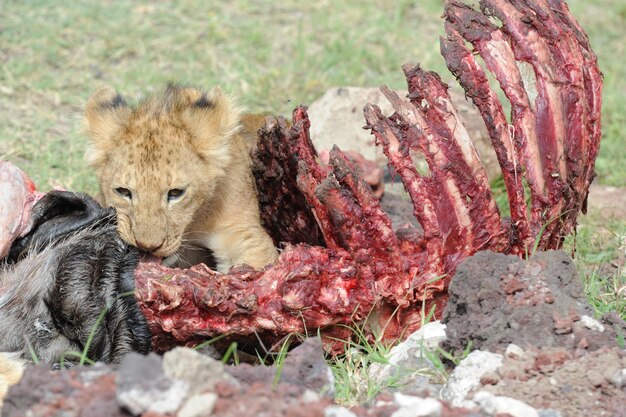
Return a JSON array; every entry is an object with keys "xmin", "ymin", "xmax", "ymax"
[{"xmin": 443, "ymin": 250, "xmax": 626, "ymax": 417}]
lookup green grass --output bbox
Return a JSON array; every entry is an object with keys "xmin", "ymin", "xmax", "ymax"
[
  {"xmin": 328, "ymin": 315, "xmax": 471, "ymax": 406},
  {"xmin": 2, "ymin": 1, "xmax": 621, "ymax": 191},
  {"xmin": 328, "ymin": 323, "xmax": 404, "ymax": 406},
  {"xmin": 564, "ymin": 217, "xmax": 626, "ymax": 319},
  {"xmin": 570, "ymin": 0, "xmax": 626, "ymax": 187},
  {"xmin": 331, "ymin": 343, "xmax": 400, "ymax": 406},
  {"xmin": 0, "ymin": 0, "xmax": 443, "ymax": 192}
]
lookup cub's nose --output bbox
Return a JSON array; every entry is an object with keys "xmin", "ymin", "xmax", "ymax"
[{"xmin": 135, "ymin": 239, "xmax": 164, "ymax": 253}]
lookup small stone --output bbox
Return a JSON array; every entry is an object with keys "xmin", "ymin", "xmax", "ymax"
[
  {"xmin": 117, "ymin": 380, "xmax": 188, "ymax": 416},
  {"xmin": 479, "ymin": 371, "xmax": 501, "ymax": 385},
  {"xmin": 375, "ymin": 399, "xmax": 394, "ymax": 408},
  {"xmin": 302, "ymin": 389, "xmax": 321, "ymax": 403},
  {"xmin": 409, "ymin": 321, "xmax": 448, "ymax": 351},
  {"xmin": 387, "ymin": 321, "xmax": 447, "ymax": 365},
  {"xmin": 163, "ymin": 347, "xmax": 236, "ymax": 395},
  {"xmin": 580, "ymin": 315, "xmax": 605, "ymax": 332},
  {"xmin": 501, "ymin": 368, "xmax": 520, "ymax": 380},
  {"xmin": 607, "ymin": 368, "xmax": 626, "ymax": 388},
  {"xmin": 392, "ymin": 394, "xmax": 442, "ymax": 417},
  {"xmin": 376, "ymin": 393, "xmax": 394, "ymax": 403},
  {"xmin": 441, "ymin": 350, "xmax": 503, "ymax": 408},
  {"xmin": 178, "ymin": 393, "xmax": 218, "ymax": 417},
  {"xmin": 213, "ymin": 380, "xmax": 240, "ymax": 397},
  {"xmin": 568, "ymin": 311, "xmax": 581, "ymax": 321},
  {"xmin": 505, "ymin": 343, "xmax": 525, "ymax": 358},
  {"xmin": 80, "ymin": 363, "xmax": 110, "ymax": 385},
  {"xmin": 472, "ymin": 391, "xmax": 497, "ymax": 414},
  {"xmin": 473, "ymin": 391, "xmax": 539, "ymax": 417},
  {"xmin": 538, "ymin": 410, "xmax": 563, "ymax": 417},
  {"xmin": 369, "ymin": 322, "xmax": 446, "ymax": 397},
  {"xmin": 117, "ymin": 353, "xmax": 164, "ymax": 389},
  {"xmin": 552, "ymin": 312, "xmax": 574, "ymax": 335},
  {"xmin": 534, "ymin": 351, "xmax": 570, "ymax": 373},
  {"xmin": 587, "ymin": 370, "xmax": 605, "ymax": 387},
  {"xmin": 324, "ymin": 406, "xmax": 358, "ymax": 417},
  {"xmin": 280, "ymin": 337, "xmax": 335, "ymax": 396},
  {"xmin": 116, "ymin": 353, "xmax": 189, "ymax": 416}
]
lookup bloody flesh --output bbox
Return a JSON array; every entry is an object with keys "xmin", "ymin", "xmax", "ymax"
[{"xmin": 131, "ymin": 0, "xmax": 602, "ymax": 350}]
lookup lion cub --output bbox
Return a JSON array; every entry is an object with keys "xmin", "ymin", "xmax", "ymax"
[{"xmin": 84, "ymin": 84, "xmax": 277, "ymax": 272}]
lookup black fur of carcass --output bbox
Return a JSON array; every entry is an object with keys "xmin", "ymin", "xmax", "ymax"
[{"xmin": 0, "ymin": 191, "xmax": 150, "ymax": 366}]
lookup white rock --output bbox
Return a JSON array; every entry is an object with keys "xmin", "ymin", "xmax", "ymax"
[
  {"xmin": 505, "ymin": 343, "xmax": 525, "ymax": 358},
  {"xmin": 375, "ymin": 399, "xmax": 394, "ymax": 408},
  {"xmin": 473, "ymin": 390, "xmax": 539, "ymax": 417},
  {"xmin": 608, "ymin": 368, "xmax": 626, "ymax": 388},
  {"xmin": 302, "ymin": 389, "xmax": 321, "ymax": 403},
  {"xmin": 324, "ymin": 406, "xmax": 358, "ymax": 417},
  {"xmin": 391, "ymin": 393, "xmax": 442, "ymax": 417},
  {"xmin": 580, "ymin": 315, "xmax": 605, "ymax": 332},
  {"xmin": 163, "ymin": 347, "xmax": 235, "ymax": 395},
  {"xmin": 387, "ymin": 321, "xmax": 447, "ymax": 366},
  {"xmin": 178, "ymin": 393, "xmax": 218, "ymax": 417},
  {"xmin": 440, "ymin": 350, "xmax": 504, "ymax": 408},
  {"xmin": 117, "ymin": 380, "xmax": 188, "ymax": 416},
  {"xmin": 308, "ymin": 87, "xmax": 397, "ymax": 163},
  {"xmin": 537, "ymin": 410, "xmax": 563, "ymax": 417},
  {"xmin": 78, "ymin": 363, "xmax": 109, "ymax": 385},
  {"xmin": 368, "ymin": 322, "xmax": 446, "ymax": 397}
]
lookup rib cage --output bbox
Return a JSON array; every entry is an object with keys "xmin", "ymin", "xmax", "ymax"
[{"xmin": 136, "ymin": 0, "xmax": 602, "ymax": 352}]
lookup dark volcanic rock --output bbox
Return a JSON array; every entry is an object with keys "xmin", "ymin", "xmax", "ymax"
[{"xmin": 443, "ymin": 250, "xmax": 625, "ymax": 354}]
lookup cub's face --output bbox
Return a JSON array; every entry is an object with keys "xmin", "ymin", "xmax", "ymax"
[
  {"xmin": 84, "ymin": 85, "xmax": 241, "ymax": 257},
  {"xmin": 96, "ymin": 130, "xmax": 215, "ymax": 257}
]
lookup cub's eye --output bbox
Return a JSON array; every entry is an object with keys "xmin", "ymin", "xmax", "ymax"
[
  {"xmin": 114, "ymin": 187, "xmax": 132, "ymax": 199},
  {"xmin": 167, "ymin": 188, "xmax": 186, "ymax": 201}
]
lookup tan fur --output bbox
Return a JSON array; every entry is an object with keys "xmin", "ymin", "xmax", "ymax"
[
  {"xmin": 84, "ymin": 85, "xmax": 277, "ymax": 272},
  {"xmin": 0, "ymin": 353, "xmax": 25, "ymax": 410}
]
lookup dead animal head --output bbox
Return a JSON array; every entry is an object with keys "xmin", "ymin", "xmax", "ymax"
[{"xmin": 0, "ymin": 191, "xmax": 151, "ymax": 365}]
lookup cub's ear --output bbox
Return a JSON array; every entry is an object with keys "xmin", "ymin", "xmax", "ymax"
[
  {"xmin": 180, "ymin": 86, "xmax": 242, "ymax": 168},
  {"xmin": 83, "ymin": 86, "xmax": 131, "ymax": 167}
]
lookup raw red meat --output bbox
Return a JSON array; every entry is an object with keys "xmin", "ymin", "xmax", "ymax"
[
  {"xmin": 136, "ymin": 0, "xmax": 602, "ymax": 351},
  {"xmin": 0, "ymin": 162, "xmax": 43, "ymax": 259}
]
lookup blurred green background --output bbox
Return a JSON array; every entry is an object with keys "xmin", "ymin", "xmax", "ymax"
[{"xmin": 0, "ymin": 0, "xmax": 623, "ymax": 191}]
